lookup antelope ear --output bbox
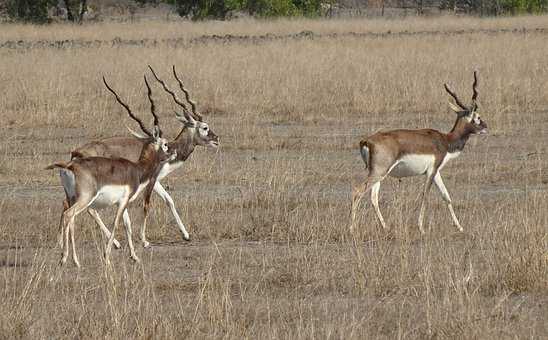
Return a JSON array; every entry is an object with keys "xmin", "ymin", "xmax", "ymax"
[
  {"xmin": 448, "ymin": 101, "xmax": 462, "ymax": 113},
  {"xmin": 125, "ymin": 123, "xmax": 149, "ymax": 140},
  {"xmin": 174, "ymin": 111, "xmax": 197, "ymax": 126},
  {"xmin": 152, "ymin": 125, "xmax": 161, "ymax": 139}
]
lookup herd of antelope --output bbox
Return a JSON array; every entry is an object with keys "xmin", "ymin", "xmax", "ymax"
[{"xmin": 47, "ymin": 67, "xmax": 486, "ymax": 268}]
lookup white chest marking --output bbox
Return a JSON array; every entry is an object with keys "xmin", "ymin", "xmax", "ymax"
[
  {"xmin": 439, "ymin": 151, "xmax": 461, "ymax": 171},
  {"xmin": 388, "ymin": 154, "xmax": 436, "ymax": 178},
  {"xmin": 157, "ymin": 161, "xmax": 184, "ymax": 181},
  {"xmin": 91, "ymin": 185, "xmax": 130, "ymax": 209}
]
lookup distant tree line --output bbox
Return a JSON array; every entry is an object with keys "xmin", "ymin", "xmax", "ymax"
[
  {"xmin": 4, "ymin": 0, "xmax": 547, "ymax": 23},
  {"xmin": 145, "ymin": 0, "xmax": 325, "ymax": 19},
  {"xmin": 439, "ymin": 0, "xmax": 548, "ymax": 14},
  {"xmin": 6, "ymin": 0, "xmax": 87, "ymax": 23}
]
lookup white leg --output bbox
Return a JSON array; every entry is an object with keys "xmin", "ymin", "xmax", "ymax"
[
  {"xmin": 61, "ymin": 213, "xmax": 70, "ymax": 265},
  {"xmin": 371, "ymin": 181, "xmax": 387, "ymax": 229},
  {"xmin": 69, "ymin": 218, "xmax": 80, "ymax": 268},
  {"xmin": 418, "ymin": 172, "xmax": 435, "ymax": 234},
  {"xmin": 141, "ymin": 200, "xmax": 150, "ymax": 249},
  {"xmin": 88, "ymin": 209, "xmax": 121, "ymax": 249},
  {"xmin": 58, "ymin": 199, "xmax": 69, "ymax": 248},
  {"xmin": 433, "ymin": 172, "xmax": 463, "ymax": 232},
  {"xmin": 106, "ymin": 199, "xmax": 128, "ymax": 266},
  {"xmin": 61, "ymin": 200, "xmax": 89, "ymax": 267},
  {"xmin": 154, "ymin": 182, "xmax": 190, "ymax": 240},
  {"xmin": 122, "ymin": 209, "xmax": 140, "ymax": 263}
]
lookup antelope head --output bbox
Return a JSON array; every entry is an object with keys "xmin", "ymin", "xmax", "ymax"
[
  {"xmin": 102, "ymin": 75, "xmax": 177, "ymax": 163},
  {"xmin": 444, "ymin": 71, "xmax": 488, "ymax": 135},
  {"xmin": 148, "ymin": 65, "xmax": 219, "ymax": 149},
  {"xmin": 149, "ymin": 125, "xmax": 177, "ymax": 165}
]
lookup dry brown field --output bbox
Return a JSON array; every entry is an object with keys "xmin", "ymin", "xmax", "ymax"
[{"xmin": 0, "ymin": 15, "xmax": 547, "ymax": 339}]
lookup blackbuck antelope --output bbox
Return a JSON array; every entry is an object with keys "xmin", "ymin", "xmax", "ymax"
[
  {"xmin": 64, "ymin": 65, "xmax": 219, "ymax": 248},
  {"xmin": 351, "ymin": 72, "xmax": 487, "ymax": 234},
  {"xmin": 48, "ymin": 76, "xmax": 176, "ymax": 267}
]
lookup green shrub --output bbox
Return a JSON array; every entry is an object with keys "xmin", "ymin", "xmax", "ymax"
[
  {"xmin": 6, "ymin": 0, "xmax": 57, "ymax": 23},
  {"xmin": 500, "ymin": 0, "xmax": 548, "ymax": 13},
  {"xmin": 173, "ymin": 0, "xmax": 322, "ymax": 20}
]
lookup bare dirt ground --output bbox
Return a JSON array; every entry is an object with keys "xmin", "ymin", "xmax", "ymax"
[{"xmin": 0, "ymin": 16, "xmax": 547, "ymax": 339}]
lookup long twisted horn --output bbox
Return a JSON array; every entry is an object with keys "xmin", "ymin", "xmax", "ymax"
[
  {"xmin": 172, "ymin": 65, "xmax": 203, "ymax": 121},
  {"xmin": 143, "ymin": 75, "xmax": 162, "ymax": 137},
  {"xmin": 471, "ymin": 71, "xmax": 478, "ymax": 102},
  {"xmin": 147, "ymin": 65, "xmax": 195, "ymax": 124},
  {"xmin": 103, "ymin": 76, "xmax": 152, "ymax": 136},
  {"xmin": 444, "ymin": 83, "xmax": 468, "ymax": 110}
]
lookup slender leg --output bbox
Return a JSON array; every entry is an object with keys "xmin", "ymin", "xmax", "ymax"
[
  {"xmin": 433, "ymin": 172, "xmax": 463, "ymax": 232},
  {"xmin": 351, "ymin": 153, "xmax": 397, "ymax": 233},
  {"xmin": 418, "ymin": 172, "xmax": 435, "ymax": 234},
  {"xmin": 154, "ymin": 182, "xmax": 190, "ymax": 241},
  {"xmin": 141, "ymin": 199, "xmax": 151, "ymax": 248},
  {"xmin": 370, "ymin": 181, "xmax": 387, "ymax": 229},
  {"xmin": 61, "ymin": 210, "xmax": 71, "ymax": 265},
  {"xmin": 58, "ymin": 198, "xmax": 70, "ymax": 248},
  {"xmin": 105, "ymin": 199, "xmax": 128, "ymax": 266},
  {"xmin": 351, "ymin": 176, "xmax": 383, "ymax": 231},
  {"xmin": 88, "ymin": 209, "xmax": 121, "ymax": 249},
  {"xmin": 69, "ymin": 216, "xmax": 80, "ymax": 268},
  {"xmin": 122, "ymin": 209, "xmax": 140, "ymax": 262},
  {"xmin": 60, "ymin": 199, "xmax": 89, "ymax": 267}
]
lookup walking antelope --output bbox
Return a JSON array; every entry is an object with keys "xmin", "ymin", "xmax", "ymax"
[
  {"xmin": 351, "ymin": 72, "xmax": 487, "ymax": 234},
  {"xmin": 48, "ymin": 76, "xmax": 176, "ymax": 267},
  {"xmin": 64, "ymin": 66, "xmax": 219, "ymax": 248}
]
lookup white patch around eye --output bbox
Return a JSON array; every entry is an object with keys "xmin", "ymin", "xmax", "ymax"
[{"xmin": 198, "ymin": 124, "xmax": 209, "ymax": 137}]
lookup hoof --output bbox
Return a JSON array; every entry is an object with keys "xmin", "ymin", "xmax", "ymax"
[
  {"xmin": 130, "ymin": 256, "xmax": 141, "ymax": 263},
  {"xmin": 183, "ymin": 235, "xmax": 191, "ymax": 242},
  {"xmin": 113, "ymin": 240, "xmax": 122, "ymax": 249},
  {"xmin": 142, "ymin": 241, "xmax": 151, "ymax": 249}
]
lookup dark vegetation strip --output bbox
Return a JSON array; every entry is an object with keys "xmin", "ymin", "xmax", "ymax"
[{"xmin": 1, "ymin": 27, "xmax": 547, "ymax": 50}]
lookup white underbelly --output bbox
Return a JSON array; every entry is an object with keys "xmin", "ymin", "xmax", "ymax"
[
  {"xmin": 388, "ymin": 154, "xmax": 435, "ymax": 178},
  {"xmin": 90, "ymin": 181, "xmax": 150, "ymax": 209},
  {"xmin": 90, "ymin": 185, "xmax": 130, "ymax": 209}
]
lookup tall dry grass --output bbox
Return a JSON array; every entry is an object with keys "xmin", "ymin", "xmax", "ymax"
[
  {"xmin": 0, "ymin": 15, "xmax": 546, "ymax": 339},
  {"xmin": 2, "ymin": 15, "xmax": 548, "ymax": 41}
]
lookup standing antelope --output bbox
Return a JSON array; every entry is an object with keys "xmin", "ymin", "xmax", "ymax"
[
  {"xmin": 351, "ymin": 72, "xmax": 487, "ymax": 234},
  {"xmin": 48, "ymin": 77, "xmax": 176, "ymax": 267},
  {"xmin": 64, "ymin": 66, "xmax": 219, "ymax": 248}
]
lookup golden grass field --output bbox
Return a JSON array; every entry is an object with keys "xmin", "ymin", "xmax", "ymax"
[{"xmin": 0, "ymin": 15, "xmax": 547, "ymax": 339}]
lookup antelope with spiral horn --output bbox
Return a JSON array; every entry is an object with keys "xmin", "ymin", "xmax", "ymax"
[
  {"xmin": 48, "ymin": 76, "xmax": 176, "ymax": 267},
  {"xmin": 351, "ymin": 72, "xmax": 487, "ymax": 234},
  {"xmin": 62, "ymin": 66, "xmax": 219, "ymax": 248}
]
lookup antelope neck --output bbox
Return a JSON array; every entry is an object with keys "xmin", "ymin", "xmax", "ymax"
[
  {"xmin": 136, "ymin": 143, "xmax": 160, "ymax": 179},
  {"xmin": 446, "ymin": 119, "xmax": 474, "ymax": 153},
  {"xmin": 170, "ymin": 127, "xmax": 196, "ymax": 162}
]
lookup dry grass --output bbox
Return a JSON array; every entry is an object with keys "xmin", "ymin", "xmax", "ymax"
[
  {"xmin": 2, "ymin": 14, "xmax": 548, "ymax": 41},
  {"xmin": 0, "ymin": 15, "xmax": 547, "ymax": 339}
]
